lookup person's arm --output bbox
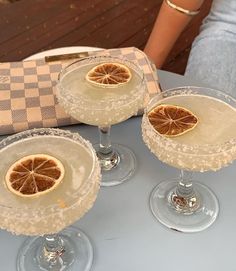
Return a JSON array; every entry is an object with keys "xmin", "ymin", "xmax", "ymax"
[{"xmin": 144, "ymin": 0, "xmax": 205, "ymax": 68}]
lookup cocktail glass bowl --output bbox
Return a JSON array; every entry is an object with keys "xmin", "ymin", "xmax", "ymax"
[{"xmin": 142, "ymin": 86, "xmax": 236, "ymax": 232}]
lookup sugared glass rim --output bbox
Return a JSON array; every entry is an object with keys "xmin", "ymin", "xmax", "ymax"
[
  {"xmin": 0, "ymin": 128, "xmax": 100, "ymax": 214},
  {"xmin": 144, "ymin": 86, "xmax": 236, "ymax": 155},
  {"xmin": 56, "ymin": 55, "xmax": 145, "ymax": 109}
]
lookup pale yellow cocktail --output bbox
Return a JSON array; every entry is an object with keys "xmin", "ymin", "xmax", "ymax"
[
  {"xmin": 143, "ymin": 94, "xmax": 236, "ymax": 172},
  {"xmin": 58, "ymin": 60, "xmax": 144, "ymax": 126}
]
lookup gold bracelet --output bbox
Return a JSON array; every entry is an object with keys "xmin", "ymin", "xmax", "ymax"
[{"xmin": 165, "ymin": 0, "xmax": 201, "ymax": 16}]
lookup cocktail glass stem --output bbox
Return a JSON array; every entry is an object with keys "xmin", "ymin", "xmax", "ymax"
[
  {"xmin": 93, "ymin": 126, "xmax": 136, "ymax": 187},
  {"xmin": 96, "ymin": 126, "xmax": 120, "ymax": 171},
  {"xmin": 170, "ymin": 170, "xmax": 200, "ymax": 214},
  {"xmin": 40, "ymin": 234, "xmax": 65, "ymax": 266}
]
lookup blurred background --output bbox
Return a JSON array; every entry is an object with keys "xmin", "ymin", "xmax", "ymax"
[{"xmin": 0, "ymin": 0, "xmax": 212, "ymax": 74}]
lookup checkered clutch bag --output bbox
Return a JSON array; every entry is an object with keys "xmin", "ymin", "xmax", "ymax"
[{"xmin": 0, "ymin": 47, "xmax": 161, "ymax": 135}]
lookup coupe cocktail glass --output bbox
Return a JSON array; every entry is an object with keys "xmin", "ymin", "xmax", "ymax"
[
  {"xmin": 0, "ymin": 128, "xmax": 101, "ymax": 271},
  {"xmin": 142, "ymin": 86, "xmax": 236, "ymax": 232},
  {"xmin": 57, "ymin": 56, "xmax": 145, "ymax": 186}
]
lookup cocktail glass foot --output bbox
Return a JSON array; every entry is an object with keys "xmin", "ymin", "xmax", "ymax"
[
  {"xmin": 150, "ymin": 171, "xmax": 219, "ymax": 233},
  {"xmin": 94, "ymin": 142, "xmax": 136, "ymax": 187},
  {"xmin": 17, "ymin": 226, "xmax": 93, "ymax": 271}
]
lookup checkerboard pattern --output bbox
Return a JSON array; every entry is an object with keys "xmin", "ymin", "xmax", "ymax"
[{"xmin": 0, "ymin": 47, "xmax": 161, "ymax": 135}]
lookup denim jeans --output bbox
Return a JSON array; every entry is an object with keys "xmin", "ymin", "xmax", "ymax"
[{"xmin": 185, "ymin": 0, "xmax": 236, "ymax": 97}]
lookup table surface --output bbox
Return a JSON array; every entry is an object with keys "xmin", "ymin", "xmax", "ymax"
[{"xmin": 0, "ymin": 70, "xmax": 235, "ymax": 271}]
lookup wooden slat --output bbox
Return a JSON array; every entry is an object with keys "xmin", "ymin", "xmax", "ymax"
[
  {"xmin": 0, "ymin": 0, "xmax": 68, "ymax": 43},
  {"xmin": 75, "ymin": 0, "xmax": 161, "ymax": 49},
  {"xmin": 48, "ymin": 0, "xmax": 135, "ymax": 49},
  {"xmin": 119, "ymin": 19, "xmax": 159, "ymax": 49},
  {"xmin": 0, "ymin": 0, "xmax": 107, "ymax": 60},
  {"xmin": 29, "ymin": 0, "xmax": 128, "ymax": 51}
]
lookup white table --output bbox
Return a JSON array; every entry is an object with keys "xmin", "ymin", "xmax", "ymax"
[{"xmin": 0, "ymin": 70, "xmax": 235, "ymax": 271}]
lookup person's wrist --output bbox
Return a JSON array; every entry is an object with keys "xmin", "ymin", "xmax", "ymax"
[{"xmin": 165, "ymin": 0, "xmax": 201, "ymax": 16}]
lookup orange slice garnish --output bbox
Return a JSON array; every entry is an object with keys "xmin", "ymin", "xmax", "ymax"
[
  {"xmin": 85, "ymin": 62, "xmax": 132, "ymax": 87},
  {"xmin": 5, "ymin": 154, "xmax": 65, "ymax": 198},
  {"xmin": 148, "ymin": 104, "xmax": 198, "ymax": 137}
]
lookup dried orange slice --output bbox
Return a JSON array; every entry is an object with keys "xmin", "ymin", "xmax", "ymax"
[
  {"xmin": 86, "ymin": 62, "xmax": 132, "ymax": 87},
  {"xmin": 5, "ymin": 154, "xmax": 64, "ymax": 198},
  {"xmin": 148, "ymin": 104, "xmax": 198, "ymax": 137}
]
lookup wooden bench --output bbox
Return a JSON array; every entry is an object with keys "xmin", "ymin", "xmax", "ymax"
[{"xmin": 0, "ymin": 0, "xmax": 212, "ymax": 74}]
